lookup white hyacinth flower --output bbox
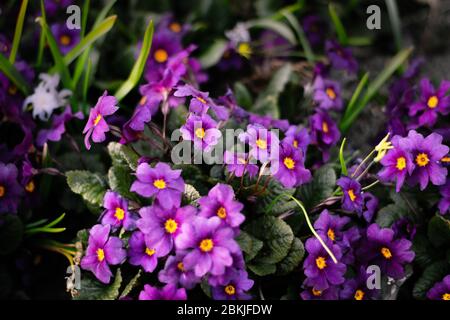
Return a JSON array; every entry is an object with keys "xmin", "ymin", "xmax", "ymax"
[
  {"xmin": 225, "ymin": 22, "xmax": 251, "ymax": 45},
  {"xmin": 23, "ymin": 73, "xmax": 72, "ymax": 121}
]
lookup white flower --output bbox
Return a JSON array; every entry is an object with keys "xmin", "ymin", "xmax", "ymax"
[
  {"xmin": 23, "ymin": 73, "xmax": 72, "ymax": 121},
  {"xmin": 225, "ymin": 22, "xmax": 250, "ymax": 45}
]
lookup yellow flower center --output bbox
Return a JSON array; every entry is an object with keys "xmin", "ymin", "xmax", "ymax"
[
  {"xmin": 197, "ymin": 97, "xmax": 207, "ymax": 104},
  {"xmin": 177, "ymin": 262, "xmax": 185, "ymax": 272},
  {"xmin": 312, "ymin": 288, "xmax": 322, "ymax": 296},
  {"xmin": 169, "ymin": 22, "xmax": 182, "ymax": 33},
  {"xmin": 153, "ymin": 179, "xmax": 166, "ymax": 189},
  {"xmin": 327, "ymin": 228, "xmax": 335, "ymax": 241},
  {"xmin": 195, "ymin": 127, "xmax": 206, "ymax": 139},
  {"xmin": 217, "ymin": 207, "xmax": 227, "ymax": 219},
  {"xmin": 145, "ymin": 247, "xmax": 156, "ymax": 256},
  {"xmin": 139, "ymin": 95, "xmax": 147, "ymax": 106},
  {"xmin": 255, "ymin": 139, "xmax": 267, "ymax": 150},
  {"xmin": 381, "ymin": 247, "xmax": 392, "ymax": 259},
  {"xmin": 326, "ymin": 88, "xmax": 336, "ymax": 100},
  {"xmin": 96, "ymin": 248, "xmax": 105, "ymax": 262},
  {"xmin": 441, "ymin": 156, "xmax": 450, "ymax": 163},
  {"xmin": 442, "ymin": 293, "xmax": 450, "ymax": 300},
  {"xmin": 114, "ymin": 207, "xmax": 125, "ymax": 221},
  {"xmin": 293, "ymin": 140, "xmax": 298, "ymax": 148},
  {"xmin": 347, "ymin": 189, "xmax": 356, "ymax": 202},
  {"xmin": 0, "ymin": 185, "xmax": 5, "ymax": 197},
  {"xmin": 396, "ymin": 156, "xmax": 406, "ymax": 171},
  {"xmin": 237, "ymin": 42, "xmax": 252, "ymax": 59},
  {"xmin": 315, "ymin": 256, "xmax": 327, "ymax": 269},
  {"xmin": 25, "ymin": 180, "xmax": 35, "ymax": 193},
  {"xmin": 427, "ymin": 95, "xmax": 439, "ymax": 109},
  {"xmin": 199, "ymin": 238, "xmax": 214, "ymax": 252},
  {"xmin": 154, "ymin": 49, "xmax": 168, "ymax": 63},
  {"xmin": 322, "ymin": 121, "xmax": 329, "ymax": 133},
  {"xmin": 354, "ymin": 289, "xmax": 365, "ymax": 300},
  {"xmin": 415, "ymin": 153, "xmax": 429, "ymax": 167},
  {"xmin": 164, "ymin": 218, "xmax": 178, "ymax": 234},
  {"xmin": 59, "ymin": 35, "xmax": 71, "ymax": 46},
  {"xmin": 8, "ymin": 85, "xmax": 17, "ymax": 95},
  {"xmin": 283, "ymin": 157, "xmax": 295, "ymax": 170},
  {"xmin": 94, "ymin": 114, "xmax": 102, "ymax": 126},
  {"xmin": 224, "ymin": 285, "xmax": 236, "ymax": 296}
]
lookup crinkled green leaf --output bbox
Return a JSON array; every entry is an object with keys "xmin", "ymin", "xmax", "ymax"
[
  {"xmin": 107, "ymin": 142, "xmax": 139, "ymax": 171},
  {"xmin": 74, "ymin": 269, "xmax": 122, "ymax": 300},
  {"xmin": 120, "ymin": 270, "xmax": 141, "ymax": 298},
  {"xmin": 108, "ymin": 165, "xmax": 139, "ymax": 202},
  {"xmin": 412, "ymin": 234, "xmax": 443, "ymax": 269},
  {"xmin": 276, "ymin": 237, "xmax": 305, "ymax": 275},
  {"xmin": 248, "ymin": 262, "xmax": 276, "ymax": 276},
  {"xmin": 428, "ymin": 215, "xmax": 450, "ymax": 248},
  {"xmin": 258, "ymin": 178, "xmax": 296, "ymax": 215},
  {"xmin": 413, "ymin": 261, "xmax": 450, "ymax": 300},
  {"xmin": 66, "ymin": 170, "xmax": 108, "ymax": 208},
  {"xmin": 236, "ymin": 231, "xmax": 264, "ymax": 262},
  {"xmin": 376, "ymin": 190, "xmax": 422, "ymax": 228}
]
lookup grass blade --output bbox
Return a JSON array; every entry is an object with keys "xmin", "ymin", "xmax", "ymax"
[
  {"xmin": 328, "ymin": 3, "xmax": 348, "ymax": 45},
  {"xmin": 36, "ymin": 0, "xmax": 46, "ymax": 67},
  {"xmin": 247, "ymin": 18, "xmax": 297, "ymax": 45},
  {"xmin": 281, "ymin": 11, "xmax": 314, "ymax": 62},
  {"xmin": 114, "ymin": 20, "xmax": 154, "ymax": 102},
  {"xmin": 9, "ymin": 0, "xmax": 28, "ymax": 64},
  {"xmin": 342, "ymin": 72, "xmax": 369, "ymax": 120},
  {"xmin": 339, "ymin": 138, "xmax": 348, "ymax": 175},
  {"xmin": 0, "ymin": 53, "xmax": 30, "ymax": 95},
  {"xmin": 385, "ymin": 0, "xmax": 403, "ymax": 51}
]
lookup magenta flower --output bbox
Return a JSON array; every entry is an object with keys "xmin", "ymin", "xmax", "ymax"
[
  {"xmin": 309, "ymin": 111, "xmax": 340, "ymax": 162},
  {"xmin": 283, "ymin": 125, "xmax": 310, "ymax": 154},
  {"xmin": 158, "ymin": 253, "xmax": 201, "ymax": 289},
  {"xmin": 438, "ymin": 180, "xmax": 450, "ymax": 215},
  {"xmin": 223, "ymin": 151, "xmax": 259, "ymax": 178},
  {"xmin": 427, "ymin": 275, "xmax": 450, "ymax": 300},
  {"xmin": 337, "ymin": 176, "xmax": 363, "ymax": 213},
  {"xmin": 175, "ymin": 216, "xmax": 240, "ymax": 277},
  {"xmin": 83, "ymin": 91, "xmax": 118, "ymax": 150},
  {"xmin": 239, "ymin": 124, "xmax": 280, "ymax": 163},
  {"xmin": 301, "ymin": 285, "xmax": 339, "ymax": 300},
  {"xmin": 0, "ymin": 162, "xmax": 23, "ymax": 214},
  {"xmin": 198, "ymin": 183, "xmax": 245, "ymax": 229},
  {"xmin": 340, "ymin": 266, "xmax": 380, "ymax": 300},
  {"xmin": 130, "ymin": 162, "xmax": 185, "ymax": 210},
  {"xmin": 180, "ymin": 114, "xmax": 222, "ymax": 151},
  {"xmin": 314, "ymin": 210, "xmax": 350, "ymax": 245},
  {"xmin": 80, "ymin": 224, "xmax": 126, "ymax": 284},
  {"xmin": 378, "ymin": 135, "xmax": 415, "ymax": 192},
  {"xmin": 403, "ymin": 130, "xmax": 448, "ymax": 190},
  {"xmin": 313, "ymin": 76, "xmax": 343, "ymax": 110},
  {"xmin": 128, "ymin": 231, "xmax": 158, "ymax": 273},
  {"xmin": 139, "ymin": 284, "xmax": 187, "ymax": 300},
  {"xmin": 101, "ymin": 191, "xmax": 134, "ymax": 230},
  {"xmin": 408, "ymin": 78, "xmax": 450, "ymax": 128},
  {"xmin": 211, "ymin": 269, "xmax": 254, "ymax": 300},
  {"xmin": 302, "ymin": 15, "xmax": 327, "ymax": 47},
  {"xmin": 136, "ymin": 204, "xmax": 196, "ymax": 257},
  {"xmin": 325, "ymin": 40, "xmax": 358, "ymax": 74},
  {"xmin": 271, "ymin": 142, "xmax": 311, "ymax": 188}
]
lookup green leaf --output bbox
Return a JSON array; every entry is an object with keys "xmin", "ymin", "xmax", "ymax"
[
  {"xmin": 376, "ymin": 190, "xmax": 422, "ymax": 227},
  {"xmin": 198, "ymin": 39, "xmax": 228, "ymax": 69},
  {"xmin": 428, "ymin": 215, "xmax": 450, "ymax": 248},
  {"xmin": 281, "ymin": 11, "xmax": 314, "ymax": 62},
  {"xmin": 385, "ymin": 0, "xmax": 403, "ymax": 51},
  {"xmin": 236, "ymin": 231, "xmax": 264, "ymax": 262},
  {"xmin": 258, "ymin": 179, "xmax": 296, "ymax": 215},
  {"xmin": 328, "ymin": 3, "xmax": 348, "ymax": 45},
  {"xmin": 340, "ymin": 47, "xmax": 413, "ymax": 132},
  {"xmin": 339, "ymin": 138, "xmax": 348, "ymax": 176},
  {"xmin": 247, "ymin": 19, "xmax": 297, "ymax": 45},
  {"xmin": 276, "ymin": 237, "xmax": 305, "ymax": 275},
  {"xmin": 66, "ymin": 170, "xmax": 108, "ymax": 208},
  {"xmin": 295, "ymin": 165, "xmax": 336, "ymax": 211},
  {"xmin": 342, "ymin": 72, "xmax": 370, "ymax": 121},
  {"xmin": 9, "ymin": 0, "xmax": 28, "ymax": 64},
  {"xmin": 108, "ymin": 165, "xmax": 139, "ymax": 202},
  {"xmin": 0, "ymin": 215, "xmax": 23, "ymax": 255},
  {"xmin": 413, "ymin": 261, "xmax": 449, "ymax": 300},
  {"xmin": 233, "ymin": 82, "xmax": 253, "ymax": 110},
  {"xmin": 120, "ymin": 270, "xmax": 141, "ymax": 298},
  {"xmin": 74, "ymin": 269, "xmax": 122, "ymax": 300},
  {"xmin": 0, "ymin": 53, "xmax": 30, "ymax": 95},
  {"xmin": 253, "ymin": 63, "xmax": 293, "ymax": 118},
  {"xmin": 244, "ymin": 216, "xmax": 294, "ymax": 265},
  {"xmin": 36, "ymin": 17, "xmax": 73, "ymax": 90},
  {"xmin": 248, "ymin": 262, "xmax": 276, "ymax": 276},
  {"xmin": 114, "ymin": 20, "xmax": 154, "ymax": 102},
  {"xmin": 107, "ymin": 142, "xmax": 139, "ymax": 171},
  {"xmin": 412, "ymin": 234, "xmax": 443, "ymax": 269}
]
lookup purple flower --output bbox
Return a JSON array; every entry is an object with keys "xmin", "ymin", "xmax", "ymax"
[
  {"xmin": 309, "ymin": 112, "xmax": 340, "ymax": 162},
  {"xmin": 139, "ymin": 284, "xmax": 187, "ymax": 300},
  {"xmin": 427, "ymin": 275, "xmax": 450, "ymax": 300},
  {"xmin": 239, "ymin": 124, "xmax": 280, "ymax": 162},
  {"xmin": 336, "ymin": 176, "xmax": 363, "ymax": 213},
  {"xmin": 359, "ymin": 224, "xmax": 415, "ymax": 279},
  {"xmin": 303, "ymin": 238, "xmax": 346, "ymax": 291},
  {"xmin": 392, "ymin": 218, "xmax": 417, "ymax": 240},
  {"xmin": 128, "ymin": 231, "xmax": 158, "ymax": 273},
  {"xmin": 80, "ymin": 224, "xmax": 126, "ymax": 284},
  {"xmin": 325, "ymin": 40, "xmax": 358, "ymax": 74},
  {"xmin": 403, "ymin": 130, "xmax": 448, "ymax": 190},
  {"xmin": 158, "ymin": 253, "xmax": 201, "ymax": 289},
  {"xmin": 44, "ymin": 0, "xmax": 72, "ymax": 16},
  {"xmin": 313, "ymin": 77, "xmax": 343, "ymax": 110},
  {"xmin": 302, "ymin": 15, "xmax": 327, "ymax": 47},
  {"xmin": 378, "ymin": 135, "xmax": 415, "ymax": 192},
  {"xmin": 271, "ymin": 142, "xmax": 312, "ymax": 188},
  {"xmin": 340, "ymin": 266, "xmax": 380, "ymax": 300},
  {"xmin": 175, "ymin": 217, "xmax": 240, "ymax": 277},
  {"xmin": 211, "ymin": 269, "xmax": 254, "ymax": 300},
  {"xmin": 136, "ymin": 204, "xmax": 196, "ymax": 257},
  {"xmin": 360, "ymin": 192, "xmax": 379, "ymax": 223},
  {"xmin": 51, "ymin": 23, "xmax": 80, "ymax": 54},
  {"xmin": 300, "ymin": 286, "xmax": 339, "ymax": 300},
  {"xmin": 283, "ymin": 125, "xmax": 310, "ymax": 155},
  {"xmin": 409, "ymin": 78, "xmax": 450, "ymax": 128},
  {"xmin": 198, "ymin": 183, "xmax": 245, "ymax": 230},
  {"xmin": 130, "ymin": 162, "xmax": 185, "ymax": 210},
  {"xmin": 218, "ymin": 43, "xmax": 245, "ymax": 71},
  {"xmin": 37, "ymin": 106, "xmax": 83, "ymax": 146},
  {"xmin": 223, "ymin": 151, "xmax": 259, "ymax": 178},
  {"xmin": 101, "ymin": 191, "xmax": 134, "ymax": 230},
  {"xmin": 438, "ymin": 180, "xmax": 450, "ymax": 215},
  {"xmin": 314, "ymin": 210, "xmax": 350, "ymax": 245},
  {"xmin": 180, "ymin": 114, "xmax": 222, "ymax": 151},
  {"xmin": 83, "ymin": 91, "xmax": 118, "ymax": 150},
  {"xmin": 0, "ymin": 162, "xmax": 23, "ymax": 214}
]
